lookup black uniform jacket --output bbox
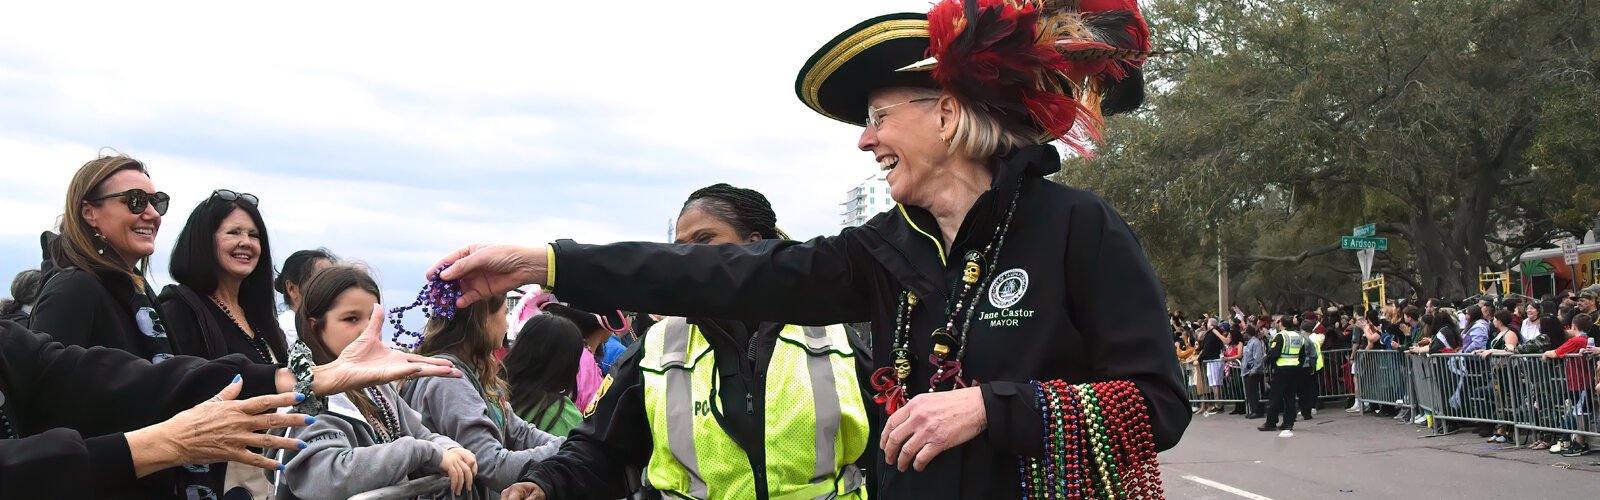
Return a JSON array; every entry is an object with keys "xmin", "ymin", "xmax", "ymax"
[
  {"xmin": 545, "ymin": 145, "xmax": 1190, "ymax": 498},
  {"xmin": 521, "ymin": 318, "xmax": 877, "ymax": 500},
  {"xmin": 0, "ymin": 321, "xmax": 281, "ymax": 499}
]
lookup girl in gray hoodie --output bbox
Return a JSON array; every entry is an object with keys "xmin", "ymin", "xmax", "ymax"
[
  {"xmin": 281, "ymin": 265, "xmax": 479, "ymax": 499},
  {"xmin": 401, "ymin": 293, "xmax": 565, "ymax": 499}
]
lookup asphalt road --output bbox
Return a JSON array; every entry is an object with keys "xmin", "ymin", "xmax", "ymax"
[{"xmin": 1158, "ymin": 406, "xmax": 1600, "ymax": 499}]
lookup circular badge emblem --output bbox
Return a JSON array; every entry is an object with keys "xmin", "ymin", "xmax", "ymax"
[{"xmin": 988, "ymin": 268, "xmax": 1030, "ymax": 309}]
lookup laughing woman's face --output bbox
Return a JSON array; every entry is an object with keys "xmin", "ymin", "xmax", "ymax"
[{"xmin": 82, "ymin": 169, "xmax": 162, "ymax": 267}]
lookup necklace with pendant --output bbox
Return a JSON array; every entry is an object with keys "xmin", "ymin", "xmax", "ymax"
[{"xmin": 872, "ymin": 183, "xmax": 1022, "ymax": 414}]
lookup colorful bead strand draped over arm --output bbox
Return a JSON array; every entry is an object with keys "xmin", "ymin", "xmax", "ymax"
[{"xmin": 1019, "ymin": 380, "xmax": 1162, "ymax": 499}]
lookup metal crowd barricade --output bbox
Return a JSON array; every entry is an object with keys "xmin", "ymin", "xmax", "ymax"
[
  {"xmin": 349, "ymin": 475, "xmax": 452, "ymax": 500},
  {"xmin": 1313, "ymin": 349, "xmax": 1355, "ymax": 401},
  {"xmin": 1182, "ymin": 360, "xmax": 1247, "ymax": 404},
  {"xmin": 1353, "ymin": 350, "xmax": 1412, "ymax": 408},
  {"xmin": 1182, "ymin": 347, "xmax": 1355, "ymax": 405},
  {"xmin": 1415, "ymin": 353, "xmax": 1501, "ymax": 425},
  {"xmin": 1506, "ymin": 353, "xmax": 1599, "ymax": 439}
]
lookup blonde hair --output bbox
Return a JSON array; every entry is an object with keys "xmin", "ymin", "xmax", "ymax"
[
  {"xmin": 906, "ymin": 87, "xmax": 1040, "ymax": 161},
  {"xmin": 51, "ymin": 155, "xmax": 152, "ymax": 285}
]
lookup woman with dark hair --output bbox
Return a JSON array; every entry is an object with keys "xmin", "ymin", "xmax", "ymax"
[
  {"xmin": 538, "ymin": 302, "xmax": 609, "ymax": 410},
  {"xmin": 1431, "ymin": 310, "xmax": 1464, "ymax": 354},
  {"xmin": 0, "ymin": 269, "xmax": 42, "ymax": 326},
  {"xmin": 283, "ymin": 265, "xmax": 479, "ymax": 499},
  {"xmin": 505, "ymin": 183, "xmax": 876, "ymax": 500},
  {"xmin": 1462, "ymin": 305, "xmax": 1491, "ymax": 353},
  {"xmin": 32, "ymin": 153, "xmax": 173, "ymax": 362},
  {"xmin": 274, "ymin": 248, "xmax": 337, "ymax": 346},
  {"xmin": 504, "ymin": 314, "xmax": 586, "ymax": 437},
  {"xmin": 400, "ymin": 293, "xmax": 564, "ymax": 499},
  {"xmin": 159, "ymin": 190, "xmax": 287, "ymax": 365}
]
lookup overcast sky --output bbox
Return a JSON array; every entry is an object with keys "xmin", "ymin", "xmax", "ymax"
[{"xmin": 0, "ymin": 0, "xmax": 946, "ymax": 310}]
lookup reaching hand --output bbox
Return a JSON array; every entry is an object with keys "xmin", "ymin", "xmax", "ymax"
[
  {"xmin": 125, "ymin": 376, "xmax": 311, "ymax": 478},
  {"xmin": 431, "ymin": 244, "xmax": 546, "ymax": 307},
  {"xmin": 311, "ymin": 304, "xmax": 461, "ymax": 395}
]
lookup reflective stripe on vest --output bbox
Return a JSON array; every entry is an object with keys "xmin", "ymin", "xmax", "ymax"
[
  {"xmin": 640, "ymin": 318, "xmax": 869, "ymax": 500},
  {"xmin": 1275, "ymin": 332, "xmax": 1307, "ymax": 367}
]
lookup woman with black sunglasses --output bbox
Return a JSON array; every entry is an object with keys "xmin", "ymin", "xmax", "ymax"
[{"xmin": 33, "ymin": 154, "xmax": 174, "ymax": 364}]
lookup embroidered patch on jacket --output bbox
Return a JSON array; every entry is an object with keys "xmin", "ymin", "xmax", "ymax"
[{"xmin": 988, "ymin": 268, "xmax": 1030, "ymax": 309}]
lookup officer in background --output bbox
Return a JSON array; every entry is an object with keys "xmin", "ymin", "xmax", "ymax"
[
  {"xmin": 507, "ymin": 184, "xmax": 874, "ymax": 500},
  {"xmin": 1258, "ymin": 317, "xmax": 1318, "ymax": 435}
]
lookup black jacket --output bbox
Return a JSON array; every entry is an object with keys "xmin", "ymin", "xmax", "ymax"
[
  {"xmin": 522, "ymin": 318, "xmax": 877, "ymax": 500},
  {"xmin": 0, "ymin": 321, "xmax": 281, "ymax": 499},
  {"xmin": 159, "ymin": 283, "xmax": 288, "ymax": 364},
  {"xmin": 542, "ymin": 145, "xmax": 1189, "ymax": 498},
  {"xmin": 30, "ymin": 268, "xmax": 173, "ymax": 363}
]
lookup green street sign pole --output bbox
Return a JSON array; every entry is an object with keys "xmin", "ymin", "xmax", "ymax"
[{"xmin": 1353, "ymin": 224, "xmax": 1375, "ymax": 238}]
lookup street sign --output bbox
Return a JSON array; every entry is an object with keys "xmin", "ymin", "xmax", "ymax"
[
  {"xmin": 1353, "ymin": 224, "xmax": 1376, "ymax": 238},
  {"xmin": 1562, "ymin": 239, "xmax": 1579, "ymax": 265},
  {"xmin": 1340, "ymin": 236, "xmax": 1388, "ymax": 251}
]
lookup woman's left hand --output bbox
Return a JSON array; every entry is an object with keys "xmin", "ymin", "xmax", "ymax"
[
  {"xmin": 311, "ymin": 304, "xmax": 461, "ymax": 395},
  {"xmin": 880, "ymin": 386, "xmax": 986, "ymax": 473}
]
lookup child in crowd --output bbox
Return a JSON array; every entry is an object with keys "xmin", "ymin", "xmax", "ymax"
[
  {"xmin": 505, "ymin": 314, "xmax": 589, "ymax": 437},
  {"xmin": 281, "ymin": 265, "xmax": 478, "ymax": 500},
  {"xmin": 401, "ymin": 292, "xmax": 565, "ymax": 499}
]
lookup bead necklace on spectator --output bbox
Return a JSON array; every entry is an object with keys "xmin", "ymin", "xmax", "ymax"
[{"xmin": 211, "ymin": 296, "xmax": 274, "ymax": 363}]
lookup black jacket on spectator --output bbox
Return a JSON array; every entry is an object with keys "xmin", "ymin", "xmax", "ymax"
[
  {"xmin": 0, "ymin": 321, "xmax": 279, "ymax": 499},
  {"xmin": 30, "ymin": 268, "xmax": 173, "ymax": 363},
  {"xmin": 534, "ymin": 145, "xmax": 1189, "ymax": 499},
  {"xmin": 159, "ymin": 283, "xmax": 288, "ymax": 364}
]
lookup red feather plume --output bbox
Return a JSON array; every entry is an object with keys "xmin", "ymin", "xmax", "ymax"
[{"xmin": 924, "ymin": 0, "xmax": 1156, "ymax": 158}]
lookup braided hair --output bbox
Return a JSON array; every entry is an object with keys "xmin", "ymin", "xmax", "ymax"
[{"xmin": 681, "ymin": 183, "xmax": 790, "ymax": 240}]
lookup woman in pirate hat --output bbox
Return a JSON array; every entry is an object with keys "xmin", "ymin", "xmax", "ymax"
[{"xmin": 456, "ymin": 1, "xmax": 1189, "ymax": 498}]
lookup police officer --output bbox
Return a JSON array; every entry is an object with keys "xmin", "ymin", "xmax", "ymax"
[
  {"xmin": 1258, "ymin": 317, "xmax": 1318, "ymax": 434},
  {"xmin": 504, "ymin": 184, "xmax": 874, "ymax": 500}
]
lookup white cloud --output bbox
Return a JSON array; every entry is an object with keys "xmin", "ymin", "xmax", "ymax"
[{"xmin": 0, "ymin": 0, "xmax": 937, "ymax": 302}]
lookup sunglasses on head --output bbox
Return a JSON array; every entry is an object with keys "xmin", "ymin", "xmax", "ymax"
[
  {"xmin": 87, "ymin": 189, "xmax": 170, "ymax": 216},
  {"xmin": 210, "ymin": 189, "xmax": 259, "ymax": 206}
]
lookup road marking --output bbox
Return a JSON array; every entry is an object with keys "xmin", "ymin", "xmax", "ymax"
[{"xmin": 1181, "ymin": 475, "xmax": 1275, "ymax": 500}]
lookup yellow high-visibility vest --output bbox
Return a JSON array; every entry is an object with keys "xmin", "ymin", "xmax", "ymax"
[
  {"xmin": 639, "ymin": 318, "xmax": 869, "ymax": 500},
  {"xmin": 1274, "ymin": 331, "xmax": 1309, "ymax": 368}
]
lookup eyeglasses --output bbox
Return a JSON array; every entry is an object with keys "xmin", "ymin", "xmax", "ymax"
[
  {"xmin": 87, "ymin": 189, "xmax": 170, "ymax": 216},
  {"xmin": 866, "ymin": 97, "xmax": 937, "ymax": 130},
  {"xmin": 211, "ymin": 189, "xmax": 260, "ymax": 206}
]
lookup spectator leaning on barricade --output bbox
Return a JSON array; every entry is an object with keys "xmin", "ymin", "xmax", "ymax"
[
  {"xmin": 1199, "ymin": 318, "xmax": 1229, "ymax": 415},
  {"xmin": 1224, "ymin": 330, "xmax": 1245, "ymax": 415},
  {"xmin": 282, "ymin": 265, "xmax": 480, "ymax": 500},
  {"xmin": 159, "ymin": 189, "xmax": 288, "ymax": 366},
  {"xmin": 400, "ymin": 290, "xmax": 565, "ymax": 499},
  {"xmin": 1542, "ymin": 314, "xmax": 1596, "ymax": 457},
  {"xmin": 32, "ymin": 154, "xmax": 174, "ymax": 362},
  {"xmin": 1461, "ymin": 306, "xmax": 1491, "ymax": 353}
]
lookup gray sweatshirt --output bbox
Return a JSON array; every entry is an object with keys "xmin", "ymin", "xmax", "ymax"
[
  {"xmin": 400, "ymin": 354, "xmax": 565, "ymax": 499},
  {"xmin": 281, "ymin": 383, "xmax": 463, "ymax": 500}
]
